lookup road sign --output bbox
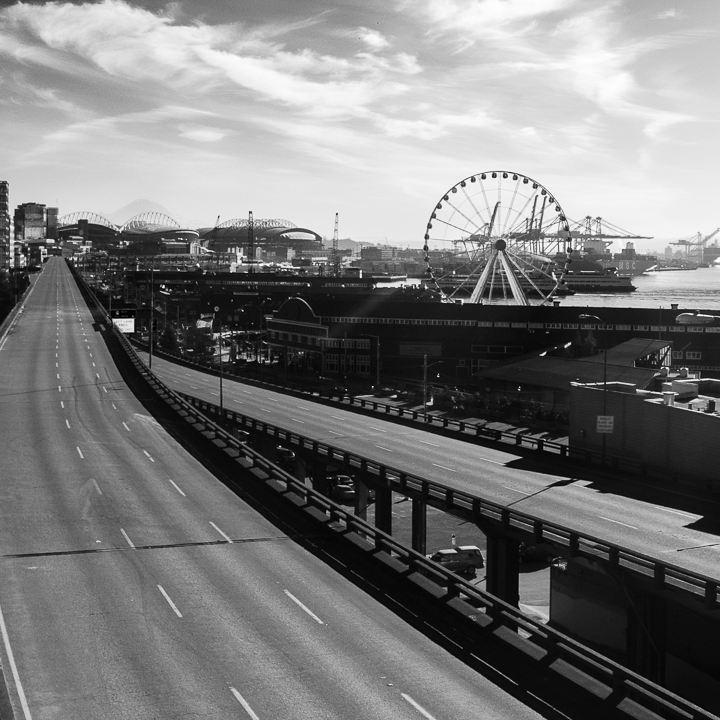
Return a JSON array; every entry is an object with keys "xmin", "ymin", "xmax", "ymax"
[{"xmin": 596, "ymin": 415, "xmax": 614, "ymax": 434}]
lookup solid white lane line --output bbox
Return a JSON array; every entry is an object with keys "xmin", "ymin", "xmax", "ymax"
[
  {"xmin": 478, "ymin": 456, "xmax": 505, "ymax": 466},
  {"xmin": 120, "ymin": 528, "xmax": 135, "ymax": 549},
  {"xmin": 142, "ymin": 450, "xmax": 155, "ymax": 462},
  {"xmin": 229, "ymin": 687, "xmax": 260, "ymax": 720},
  {"xmin": 92, "ymin": 479, "xmax": 103, "ymax": 495},
  {"xmin": 401, "ymin": 693, "xmax": 438, "ymax": 720},
  {"xmin": 166, "ymin": 478, "xmax": 186, "ymax": 497},
  {"xmin": 651, "ymin": 505, "xmax": 697, "ymax": 519},
  {"xmin": 65, "ymin": 419, "xmax": 70, "ymax": 429},
  {"xmin": 209, "ymin": 521, "xmax": 233, "ymax": 543},
  {"xmin": 375, "ymin": 445, "xmax": 392, "ymax": 452},
  {"xmin": 598, "ymin": 516, "xmax": 638, "ymax": 530},
  {"xmin": 0, "ymin": 602, "xmax": 33, "ymax": 720},
  {"xmin": 122, "ymin": 421, "xmax": 130, "ymax": 432},
  {"xmin": 283, "ymin": 589, "xmax": 324, "ymax": 625},
  {"xmin": 76, "ymin": 446, "xmax": 84, "ymax": 459},
  {"xmin": 431, "ymin": 463, "xmax": 456, "ymax": 472},
  {"xmin": 157, "ymin": 585, "xmax": 182, "ymax": 618}
]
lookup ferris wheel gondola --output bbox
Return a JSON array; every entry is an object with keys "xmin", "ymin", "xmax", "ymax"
[{"xmin": 423, "ymin": 171, "xmax": 574, "ymax": 305}]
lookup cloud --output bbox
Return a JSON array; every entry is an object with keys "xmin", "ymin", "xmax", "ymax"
[{"xmin": 178, "ymin": 125, "xmax": 227, "ymax": 143}]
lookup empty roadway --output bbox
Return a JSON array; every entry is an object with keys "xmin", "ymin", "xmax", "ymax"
[
  {"xmin": 147, "ymin": 340, "xmax": 720, "ymax": 583},
  {"xmin": 0, "ymin": 259, "xmax": 552, "ymax": 717}
]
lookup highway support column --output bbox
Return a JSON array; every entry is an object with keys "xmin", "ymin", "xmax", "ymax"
[
  {"xmin": 410, "ymin": 494, "xmax": 427, "ymax": 555},
  {"xmin": 485, "ymin": 532, "xmax": 520, "ymax": 607},
  {"xmin": 627, "ymin": 590, "xmax": 666, "ymax": 683},
  {"xmin": 373, "ymin": 470, "xmax": 392, "ymax": 535}
]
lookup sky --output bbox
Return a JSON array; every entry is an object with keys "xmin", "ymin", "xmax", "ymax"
[{"xmin": 1, "ymin": 0, "xmax": 718, "ymax": 251}]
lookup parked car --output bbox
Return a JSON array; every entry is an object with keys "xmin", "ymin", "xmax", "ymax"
[
  {"xmin": 427, "ymin": 545, "xmax": 485, "ymax": 576},
  {"xmin": 329, "ymin": 475, "xmax": 356, "ymax": 501}
]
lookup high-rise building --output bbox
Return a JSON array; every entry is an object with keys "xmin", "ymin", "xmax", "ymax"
[
  {"xmin": 14, "ymin": 202, "xmax": 48, "ymax": 243},
  {"xmin": 0, "ymin": 181, "xmax": 10, "ymax": 268}
]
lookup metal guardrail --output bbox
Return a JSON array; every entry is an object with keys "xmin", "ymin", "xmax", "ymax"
[
  {"xmin": 67, "ymin": 263, "xmax": 719, "ymax": 720},
  {"xmin": 130, "ymin": 342, "xmax": 691, "ymax": 483},
  {"xmin": 182, "ymin": 394, "xmax": 720, "ymax": 608}
]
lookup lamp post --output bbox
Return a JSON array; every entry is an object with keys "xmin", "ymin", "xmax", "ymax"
[
  {"xmin": 579, "ymin": 313, "xmax": 609, "ymax": 463},
  {"xmin": 422, "ymin": 354, "xmax": 443, "ymax": 418},
  {"xmin": 362, "ymin": 334, "xmax": 381, "ymax": 390},
  {"xmin": 148, "ymin": 257, "xmax": 155, "ymax": 369},
  {"xmin": 214, "ymin": 305, "xmax": 223, "ymax": 411}
]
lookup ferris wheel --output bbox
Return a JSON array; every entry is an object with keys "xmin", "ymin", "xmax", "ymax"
[{"xmin": 422, "ymin": 171, "xmax": 574, "ymax": 305}]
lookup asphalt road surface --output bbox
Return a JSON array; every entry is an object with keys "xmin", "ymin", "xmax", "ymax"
[
  {"xmin": 0, "ymin": 263, "xmax": 554, "ymax": 717},
  {"xmin": 147, "ymin": 347, "xmax": 720, "ymax": 582}
]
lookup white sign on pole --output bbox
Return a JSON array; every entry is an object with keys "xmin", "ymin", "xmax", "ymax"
[
  {"xmin": 596, "ymin": 415, "xmax": 614, "ymax": 434},
  {"xmin": 113, "ymin": 317, "xmax": 135, "ymax": 334}
]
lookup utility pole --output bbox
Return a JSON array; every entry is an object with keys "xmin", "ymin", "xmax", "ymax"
[
  {"xmin": 148, "ymin": 258, "xmax": 154, "ymax": 369},
  {"xmin": 332, "ymin": 212, "xmax": 340, "ymax": 276},
  {"xmin": 247, "ymin": 211, "xmax": 254, "ymax": 274}
]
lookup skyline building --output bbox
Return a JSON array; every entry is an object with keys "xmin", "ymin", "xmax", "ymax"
[
  {"xmin": 13, "ymin": 202, "xmax": 58, "ymax": 244},
  {"xmin": 0, "ymin": 181, "xmax": 10, "ymax": 268}
]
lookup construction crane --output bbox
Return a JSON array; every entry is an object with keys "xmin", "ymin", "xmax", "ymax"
[
  {"xmin": 569, "ymin": 216, "xmax": 653, "ymax": 240},
  {"xmin": 332, "ymin": 212, "xmax": 341, "ymax": 276},
  {"xmin": 671, "ymin": 228, "xmax": 720, "ymax": 262}
]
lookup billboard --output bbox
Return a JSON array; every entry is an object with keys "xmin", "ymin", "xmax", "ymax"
[{"xmin": 113, "ymin": 317, "xmax": 135, "ymax": 333}]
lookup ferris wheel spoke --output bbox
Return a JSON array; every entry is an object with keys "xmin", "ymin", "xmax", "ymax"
[
  {"xmin": 461, "ymin": 185, "xmax": 489, "ymax": 231},
  {"xmin": 442, "ymin": 197, "xmax": 485, "ymax": 235},
  {"xmin": 434, "ymin": 216, "xmax": 477, "ymax": 238},
  {"xmin": 499, "ymin": 178, "xmax": 522, "ymax": 236},
  {"xmin": 503, "ymin": 189, "xmax": 538, "ymax": 240}
]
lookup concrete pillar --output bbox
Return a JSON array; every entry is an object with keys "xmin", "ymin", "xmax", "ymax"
[
  {"xmin": 485, "ymin": 533, "xmax": 520, "ymax": 607},
  {"xmin": 354, "ymin": 478, "xmax": 369, "ymax": 521},
  {"xmin": 627, "ymin": 591, "xmax": 666, "ymax": 683},
  {"xmin": 374, "ymin": 473, "xmax": 392, "ymax": 535},
  {"xmin": 411, "ymin": 495, "xmax": 427, "ymax": 555}
]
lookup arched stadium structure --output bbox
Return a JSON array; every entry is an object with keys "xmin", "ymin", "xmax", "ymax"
[
  {"xmin": 57, "ymin": 211, "xmax": 119, "ymax": 248},
  {"xmin": 58, "ymin": 213, "xmax": 323, "ymax": 258},
  {"xmin": 198, "ymin": 218, "xmax": 323, "ymax": 256}
]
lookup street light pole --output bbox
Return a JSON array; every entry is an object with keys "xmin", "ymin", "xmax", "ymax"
[
  {"xmin": 214, "ymin": 305, "xmax": 223, "ymax": 411},
  {"xmin": 148, "ymin": 258, "xmax": 154, "ymax": 369},
  {"xmin": 423, "ymin": 353, "xmax": 428, "ymax": 415}
]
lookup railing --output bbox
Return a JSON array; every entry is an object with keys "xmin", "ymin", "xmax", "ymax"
[
  {"xmin": 127, "ymin": 341, "xmax": 700, "ymax": 484},
  {"xmin": 182, "ymin": 393, "xmax": 720, "ymax": 608},
  {"xmin": 66, "ymin": 262, "xmax": 719, "ymax": 720}
]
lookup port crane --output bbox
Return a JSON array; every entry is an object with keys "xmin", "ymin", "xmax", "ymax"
[{"xmin": 670, "ymin": 227, "xmax": 720, "ymax": 263}]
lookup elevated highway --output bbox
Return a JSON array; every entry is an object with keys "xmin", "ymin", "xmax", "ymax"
[{"xmin": 0, "ymin": 257, "xmax": 554, "ymax": 718}]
